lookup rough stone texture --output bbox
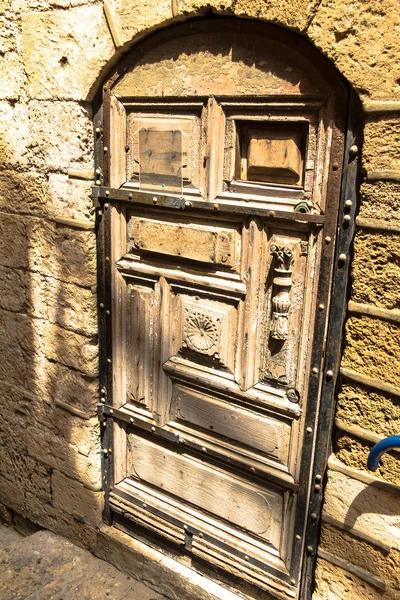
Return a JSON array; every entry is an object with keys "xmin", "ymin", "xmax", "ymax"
[
  {"xmin": 314, "ymin": 558, "xmax": 399, "ymax": 600},
  {"xmin": 320, "ymin": 523, "xmax": 400, "ymax": 590},
  {"xmin": 336, "ymin": 434, "xmax": 400, "ymax": 487},
  {"xmin": 29, "ymin": 273, "xmax": 97, "ymax": 337},
  {"xmin": 52, "ymin": 470, "xmax": 103, "ymax": 526},
  {"xmin": 359, "ymin": 181, "xmax": 400, "ymax": 222},
  {"xmin": 48, "ymin": 174, "xmax": 94, "ymax": 222},
  {"xmin": 337, "ymin": 383, "xmax": 400, "ymax": 438},
  {"xmin": 323, "ymin": 469, "xmax": 400, "ymax": 552},
  {"xmin": 180, "ymin": 0, "xmax": 233, "ymax": 15},
  {"xmin": 0, "ymin": 309, "xmax": 36, "ymax": 387},
  {"xmin": 28, "ymin": 101, "xmax": 94, "ymax": 172},
  {"xmin": 363, "ymin": 116, "xmax": 400, "ymax": 171},
  {"xmin": 106, "ymin": 0, "xmax": 172, "ymax": 47},
  {"xmin": 342, "ymin": 316, "xmax": 400, "ymax": 386},
  {"xmin": 0, "ymin": 171, "xmax": 49, "ymax": 216},
  {"xmin": 308, "ymin": 0, "xmax": 400, "ymax": 100},
  {"xmin": 27, "ymin": 424, "xmax": 101, "ymax": 490},
  {"xmin": 0, "ymin": 213, "xmax": 29, "ymax": 269},
  {"xmin": 27, "ymin": 219, "xmax": 97, "ymax": 287},
  {"xmin": 34, "ymin": 320, "xmax": 98, "ymax": 376},
  {"xmin": 0, "ymin": 102, "xmax": 30, "ymax": 168},
  {"xmin": 350, "ymin": 231, "xmax": 400, "ymax": 310},
  {"xmin": 0, "ymin": 525, "xmax": 164, "ymax": 600},
  {"xmin": 0, "ymin": 52, "xmax": 25, "ymax": 100},
  {"xmin": 21, "ymin": 5, "xmax": 115, "ymax": 101},
  {"xmin": 233, "ymin": 0, "xmax": 321, "ymax": 32},
  {"xmin": 0, "ymin": 266, "xmax": 30, "ymax": 313}
]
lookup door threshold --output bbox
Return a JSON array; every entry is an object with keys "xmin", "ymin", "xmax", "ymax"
[{"xmin": 95, "ymin": 523, "xmax": 278, "ymax": 600}]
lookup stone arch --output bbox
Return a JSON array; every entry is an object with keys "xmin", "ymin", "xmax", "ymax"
[{"xmin": 82, "ymin": 0, "xmax": 398, "ymax": 105}]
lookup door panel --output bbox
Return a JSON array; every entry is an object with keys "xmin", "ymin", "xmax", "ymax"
[
  {"xmin": 174, "ymin": 385, "xmax": 293, "ymax": 469},
  {"xmin": 97, "ymin": 18, "xmax": 348, "ymax": 600}
]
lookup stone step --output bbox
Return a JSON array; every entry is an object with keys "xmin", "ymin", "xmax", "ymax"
[{"xmin": 0, "ymin": 525, "xmax": 164, "ymax": 600}]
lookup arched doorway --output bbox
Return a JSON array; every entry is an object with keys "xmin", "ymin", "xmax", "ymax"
[{"xmin": 94, "ymin": 18, "xmax": 360, "ymax": 599}]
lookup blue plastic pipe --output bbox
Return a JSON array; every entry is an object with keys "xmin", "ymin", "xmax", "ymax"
[{"xmin": 367, "ymin": 435, "xmax": 400, "ymax": 471}]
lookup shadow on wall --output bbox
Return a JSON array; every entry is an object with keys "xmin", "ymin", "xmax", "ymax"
[
  {"xmin": 0, "ymin": 127, "xmax": 104, "ymax": 549},
  {"xmin": 344, "ymin": 480, "xmax": 400, "ymax": 534}
]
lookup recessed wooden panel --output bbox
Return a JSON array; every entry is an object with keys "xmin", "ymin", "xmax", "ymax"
[
  {"xmin": 126, "ymin": 114, "xmax": 202, "ymax": 191},
  {"xmin": 173, "ymin": 385, "xmax": 292, "ymax": 468},
  {"xmin": 125, "ymin": 277, "xmax": 159, "ymax": 409},
  {"xmin": 126, "ymin": 433, "xmax": 284, "ymax": 549},
  {"xmin": 126, "ymin": 214, "xmax": 241, "ymax": 271},
  {"xmin": 139, "ymin": 128, "xmax": 183, "ymax": 193},
  {"xmin": 261, "ymin": 231, "xmax": 309, "ymax": 389},
  {"xmin": 240, "ymin": 122, "xmax": 306, "ymax": 186},
  {"xmin": 176, "ymin": 294, "xmax": 238, "ymax": 373}
]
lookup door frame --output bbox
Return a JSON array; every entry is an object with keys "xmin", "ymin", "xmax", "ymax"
[{"xmin": 92, "ymin": 19, "xmax": 362, "ymax": 599}]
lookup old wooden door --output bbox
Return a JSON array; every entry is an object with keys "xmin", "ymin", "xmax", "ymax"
[{"xmin": 95, "ymin": 19, "xmax": 349, "ymax": 600}]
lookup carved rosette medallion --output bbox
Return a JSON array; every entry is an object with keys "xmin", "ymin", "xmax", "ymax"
[
  {"xmin": 270, "ymin": 245, "xmax": 295, "ymax": 341},
  {"xmin": 184, "ymin": 312, "xmax": 218, "ymax": 354}
]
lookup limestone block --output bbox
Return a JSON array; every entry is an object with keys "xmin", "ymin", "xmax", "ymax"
[
  {"xmin": 0, "ymin": 446, "xmax": 28, "ymax": 489},
  {"xmin": 0, "ymin": 476, "xmax": 26, "ymax": 514},
  {"xmin": 0, "ymin": 0, "xmax": 12, "ymax": 15},
  {"xmin": 24, "ymin": 491, "xmax": 98, "ymax": 550},
  {"xmin": 29, "ymin": 273, "xmax": 97, "ymax": 337},
  {"xmin": 25, "ymin": 457, "xmax": 52, "ymax": 503},
  {"xmin": 0, "ymin": 266, "xmax": 29, "ymax": 313},
  {"xmin": 0, "ymin": 381, "xmax": 53, "ymax": 437},
  {"xmin": 0, "ymin": 451, "xmax": 51, "ymax": 513},
  {"xmin": 28, "ymin": 101, "xmax": 93, "ymax": 172},
  {"xmin": 363, "ymin": 117, "xmax": 400, "ymax": 172},
  {"xmin": 0, "ymin": 213, "xmax": 29, "ymax": 269},
  {"xmin": 48, "ymin": 174, "xmax": 94, "ymax": 223},
  {"xmin": 336, "ymin": 434, "xmax": 400, "ymax": 487},
  {"xmin": 52, "ymin": 470, "xmax": 103, "ymax": 526},
  {"xmin": 320, "ymin": 523, "xmax": 400, "ymax": 590},
  {"xmin": 52, "ymin": 411, "xmax": 100, "ymax": 457},
  {"xmin": 27, "ymin": 425, "xmax": 101, "ymax": 489},
  {"xmin": 342, "ymin": 316, "xmax": 400, "ymax": 387},
  {"xmin": 322, "ymin": 469, "xmax": 400, "ymax": 551},
  {"xmin": 105, "ymin": 0, "xmax": 172, "ymax": 47},
  {"xmin": 0, "ymin": 170, "xmax": 49, "ymax": 216},
  {"xmin": 0, "ymin": 14, "xmax": 17, "ymax": 53},
  {"xmin": 27, "ymin": 219, "xmax": 96, "ymax": 287},
  {"xmin": 34, "ymin": 358, "xmax": 98, "ymax": 413},
  {"xmin": 308, "ymin": 0, "xmax": 400, "ymax": 100},
  {"xmin": 314, "ymin": 557, "xmax": 398, "ymax": 600},
  {"xmin": 34, "ymin": 320, "xmax": 98, "ymax": 376},
  {"xmin": 0, "ymin": 52, "xmax": 25, "ymax": 100},
  {"xmin": 0, "ymin": 386, "xmax": 32, "ymax": 452},
  {"xmin": 359, "ymin": 181, "xmax": 400, "ymax": 222},
  {"xmin": 0, "ymin": 102, "xmax": 30, "ymax": 167},
  {"xmin": 337, "ymin": 383, "xmax": 400, "ymax": 439},
  {"xmin": 14, "ymin": 0, "xmax": 97, "ymax": 10},
  {"xmin": 21, "ymin": 6, "xmax": 115, "ymax": 101},
  {"xmin": 350, "ymin": 231, "xmax": 400, "ymax": 310},
  {"xmin": 233, "ymin": 0, "xmax": 321, "ymax": 32},
  {"xmin": 0, "ymin": 309, "xmax": 36, "ymax": 387},
  {"xmin": 179, "ymin": 0, "xmax": 233, "ymax": 15}
]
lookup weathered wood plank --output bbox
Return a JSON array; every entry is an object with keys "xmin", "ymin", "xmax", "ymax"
[
  {"xmin": 174, "ymin": 385, "xmax": 292, "ymax": 467},
  {"xmin": 127, "ymin": 433, "xmax": 283, "ymax": 548}
]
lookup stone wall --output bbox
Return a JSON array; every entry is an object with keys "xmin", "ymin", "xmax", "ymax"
[{"xmin": 0, "ymin": 1, "xmax": 399, "ymax": 599}]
